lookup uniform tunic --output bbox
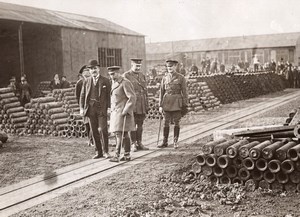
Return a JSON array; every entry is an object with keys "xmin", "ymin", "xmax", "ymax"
[{"xmin": 123, "ymin": 70, "xmax": 148, "ymax": 114}]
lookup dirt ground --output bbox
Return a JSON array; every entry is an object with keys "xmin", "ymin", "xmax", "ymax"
[{"xmin": 3, "ymin": 90, "xmax": 300, "ymax": 217}]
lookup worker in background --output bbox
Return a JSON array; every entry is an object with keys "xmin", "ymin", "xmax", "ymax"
[
  {"xmin": 61, "ymin": 75, "xmax": 71, "ymax": 89},
  {"xmin": 108, "ymin": 66, "xmax": 136, "ymax": 162},
  {"xmin": 158, "ymin": 59, "xmax": 188, "ymax": 149},
  {"xmin": 124, "ymin": 58, "xmax": 149, "ymax": 151},
  {"xmin": 19, "ymin": 76, "xmax": 32, "ymax": 106},
  {"xmin": 49, "ymin": 74, "xmax": 61, "ymax": 90},
  {"xmin": 80, "ymin": 59, "xmax": 111, "ymax": 159}
]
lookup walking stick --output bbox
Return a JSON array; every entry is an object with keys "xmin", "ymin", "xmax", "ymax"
[
  {"xmin": 121, "ymin": 115, "xmax": 127, "ymax": 148},
  {"xmin": 157, "ymin": 114, "xmax": 162, "ymax": 146}
]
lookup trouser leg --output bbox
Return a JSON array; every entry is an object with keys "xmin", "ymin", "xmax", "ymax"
[
  {"xmin": 88, "ymin": 110, "xmax": 103, "ymax": 156},
  {"xmin": 98, "ymin": 115, "xmax": 109, "ymax": 153}
]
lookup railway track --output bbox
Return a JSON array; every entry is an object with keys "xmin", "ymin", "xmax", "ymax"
[{"xmin": 1, "ymin": 89, "xmax": 300, "ymax": 216}]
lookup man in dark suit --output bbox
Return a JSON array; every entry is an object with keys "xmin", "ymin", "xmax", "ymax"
[{"xmin": 80, "ymin": 59, "xmax": 111, "ymax": 159}]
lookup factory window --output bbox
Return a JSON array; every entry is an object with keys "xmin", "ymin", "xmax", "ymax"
[{"xmin": 98, "ymin": 48, "xmax": 122, "ymax": 67}]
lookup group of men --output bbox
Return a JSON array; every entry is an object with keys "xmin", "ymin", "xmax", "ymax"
[{"xmin": 77, "ymin": 58, "xmax": 188, "ymax": 162}]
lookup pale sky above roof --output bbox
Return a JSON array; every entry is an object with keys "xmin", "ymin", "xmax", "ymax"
[{"xmin": 1, "ymin": 0, "xmax": 300, "ymax": 43}]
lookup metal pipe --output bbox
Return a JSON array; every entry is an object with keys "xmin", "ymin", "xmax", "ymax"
[
  {"xmin": 242, "ymin": 157, "xmax": 255, "ymax": 170},
  {"xmin": 205, "ymin": 154, "xmax": 217, "ymax": 167},
  {"xmin": 271, "ymin": 180, "xmax": 284, "ymax": 192},
  {"xmin": 276, "ymin": 171, "xmax": 289, "ymax": 184},
  {"xmin": 219, "ymin": 175, "xmax": 231, "ymax": 184},
  {"xmin": 287, "ymin": 144, "xmax": 300, "ymax": 161},
  {"xmin": 202, "ymin": 138, "xmax": 226, "ymax": 154},
  {"xmin": 289, "ymin": 171, "xmax": 300, "ymax": 184},
  {"xmin": 238, "ymin": 167, "xmax": 251, "ymax": 181},
  {"xmin": 213, "ymin": 139, "xmax": 239, "ymax": 156},
  {"xmin": 258, "ymin": 180, "xmax": 270, "ymax": 190},
  {"xmin": 249, "ymin": 140, "xmax": 272, "ymax": 160},
  {"xmin": 225, "ymin": 165, "xmax": 237, "ymax": 178},
  {"xmin": 276, "ymin": 141, "xmax": 297, "ymax": 161},
  {"xmin": 192, "ymin": 162, "xmax": 202, "ymax": 174},
  {"xmin": 284, "ymin": 182, "xmax": 296, "ymax": 193},
  {"xmin": 262, "ymin": 140, "xmax": 286, "ymax": 160},
  {"xmin": 263, "ymin": 170, "xmax": 276, "ymax": 183},
  {"xmin": 245, "ymin": 179, "xmax": 257, "ymax": 191},
  {"xmin": 281, "ymin": 159, "xmax": 294, "ymax": 174},
  {"xmin": 196, "ymin": 154, "xmax": 206, "ymax": 166},
  {"xmin": 268, "ymin": 159, "xmax": 281, "ymax": 173},
  {"xmin": 232, "ymin": 177, "xmax": 243, "ymax": 185},
  {"xmin": 233, "ymin": 156, "xmax": 243, "ymax": 169},
  {"xmin": 255, "ymin": 158, "xmax": 268, "ymax": 171},
  {"xmin": 202, "ymin": 165, "xmax": 213, "ymax": 176},
  {"xmin": 238, "ymin": 141, "xmax": 260, "ymax": 158},
  {"xmin": 213, "ymin": 166, "xmax": 224, "ymax": 177},
  {"xmin": 251, "ymin": 168, "xmax": 263, "ymax": 181},
  {"xmin": 226, "ymin": 139, "xmax": 249, "ymax": 158},
  {"xmin": 217, "ymin": 155, "xmax": 230, "ymax": 168}
]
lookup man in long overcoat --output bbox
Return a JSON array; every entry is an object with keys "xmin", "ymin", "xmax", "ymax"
[
  {"xmin": 158, "ymin": 60, "xmax": 188, "ymax": 149},
  {"xmin": 108, "ymin": 66, "xmax": 136, "ymax": 162},
  {"xmin": 80, "ymin": 59, "xmax": 111, "ymax": 159},
  {"xmin": 123, "ymin": 58, "xmax": 149, "ymax": 151}
]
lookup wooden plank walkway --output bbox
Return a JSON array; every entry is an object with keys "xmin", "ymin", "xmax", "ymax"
[{"xmin": 1, "ymin": 89, "xmax": 300, "ymax": 216}]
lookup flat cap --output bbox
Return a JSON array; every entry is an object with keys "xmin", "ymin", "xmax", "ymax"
[
  {"xmin": 79, "ymin": 65, "xmax": 87, "ymax": 74},
  {"xmin": 107, "ymin": 66, "xmax": 121, "ymax": 72},
  {"xmin": 166, "ymin": 59, "xmax": 178, "ymax": 66},
  {"xmin": 130, "ymin": 58, "xmax": 143, "ymax": 64}
]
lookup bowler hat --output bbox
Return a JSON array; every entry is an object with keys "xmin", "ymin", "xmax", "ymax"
[
  {"xmin": 87, "ymin": 59, "xmax": 100, "ymax": 68},
  {"xmin": 166, "ymin": 59, "xmax": 178, "ymax": 66},
  {"xmin": 130, "ymin": 58, "xmax": 142, "ymax": 64},
  {"xmin": 107, "ymin": 66, "xmax": 121, "ymax": 72},
  {"xmin": 79, "ymin": 65, "xmax": 87, "ymax": 74}
]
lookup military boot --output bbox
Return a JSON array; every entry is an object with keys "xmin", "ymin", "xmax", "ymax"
[
  {"xmin": 130, "ymin": 131, "xmax": 138, "ymax": 152},
  {"xmin": 136, "ymin": 127, "xmax": 149, "ymax": 150},
  {"xmin": 173, "ymin": 126, "xmax": 180, "ymax": 149},
  {"xmin": 158, "ymin": 127, "xmax": 169, "ymax": 148}
]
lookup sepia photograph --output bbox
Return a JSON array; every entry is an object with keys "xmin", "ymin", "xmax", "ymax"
[{"xmin": 1, "ymin": 0, "xmax": 300, "ymax": 216}]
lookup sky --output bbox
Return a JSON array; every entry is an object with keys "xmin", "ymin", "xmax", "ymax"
[{"xmin": 1, "ymin": 0, "xmax": 300, "ymax": 43}]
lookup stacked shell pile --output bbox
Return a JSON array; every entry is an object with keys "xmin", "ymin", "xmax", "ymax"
[
  {"xmin": 193, "ymin": 137, "xmax": 300, "ymax": 192},
  {"xmin": 57, "ymin": 113, "xmax": 88, "ymax": 138},
  {"xmin": 191, "ymin": 73, "xmax": 286, "ymax": 104},
  {"xmin": 146, "ymin": 85, "xmax": 160, "ymax": 120},
  {"xmin": 51, "ymin": 88, "xmax": 79, "ymax": 114},
  {"xmin": 0, "ymin": 87, "xmax": 27, "ymax": 134},
  {"xmin": 187, "ymin": 80, "xmax": 221, "ymax": 113},
  {"xmin": 24, "ymin": 97, "xmax": 68, "ymax": 135},
  {"xmin": 35, "ymin": 81, "xmax": 51, "ymax": 97}
]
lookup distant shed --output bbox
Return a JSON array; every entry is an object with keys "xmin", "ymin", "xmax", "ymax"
[
  {"xmin": 0, "ymin": 2, "xmax": 146, "ymax": 91},
  {"xmin": 146, "ymin": 32, "xmax": 300, "ymax": 69}
]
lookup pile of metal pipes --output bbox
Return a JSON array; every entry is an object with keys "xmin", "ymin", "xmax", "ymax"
[
  {"xmin": 146, "ymin": 97, "xmax": 161, "ymax": 120},
  {"xmin": 193, "ymin": 138, "xmax": 300, "ymax": 192},
  {"xmin": 0, "ymin": 87, "xmax": 27, "ymax": 134},
  {"xmin": 193, "ymin": 73, "xmax": 286, "ymax": 104},
  {"xmin": 24, "ymin": 96, "xmax": 68, "ymax": 136},
  {"xmin": 51, "ymin": 88, "xmax": 80, "ymax": 114},
  {"xmin": 187, "ymin": 80, "xmax": 221, "ymax": 113},
  {"xmin": 57, "ymin": 114, "xmax": 87, "ymax": 138}
]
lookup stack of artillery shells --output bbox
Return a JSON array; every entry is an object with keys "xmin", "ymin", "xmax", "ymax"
[
  {"xmin": 52, "ymin": 88, "xmax": 80, "ymax": 114},
  {"xmin": 146, "ymin": 97, "xmax": 161, "ymax": 120},
  {"xmin": 35, "ymin": 81, "xmax": 51, "ymax": 97},
  {"xmin": 24, "ymin": 96, "xmax": 68, "ymax": 136},
  {"xmin": 194, "ymin": 73, "xmax": 286, "ymax": 104},
  {"xmin": 187, "ymin": 81, "xmax": 221, "ymax": 113},
  {"xmin": 0, "ymin": 87, "xmax": 27, "ymax": 134},
  {"xmin": 58, "ymin": 114, "xmax": 87, "ymax": 138},
  {"xmin": 193, "ymin": 138, "xmax": 300, "ymax": 192}
]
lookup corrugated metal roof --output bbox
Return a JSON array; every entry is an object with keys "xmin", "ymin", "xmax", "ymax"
[
  {"xmin": 146, "ymin": 32, "xmax": 300, "ymax": 54},
  {"xmin": 0, "ymin": 2, "xmax": 143, "ymax": 36}
]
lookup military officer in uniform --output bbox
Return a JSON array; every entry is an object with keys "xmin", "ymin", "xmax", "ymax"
[
  {"xmin": 158, "ymin": 60, "xmax": 188, "ymax": 149},
  {"xmin": 108, "ymin": 66, "xmax": 136, "ymax": 162},
  {"xmin": 123, "ymin": 58, "xmax": 149, "ymax": 151},
  {"xmin": 80, "ymin": 59, "xmax": 111, "ymax": 159}
]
